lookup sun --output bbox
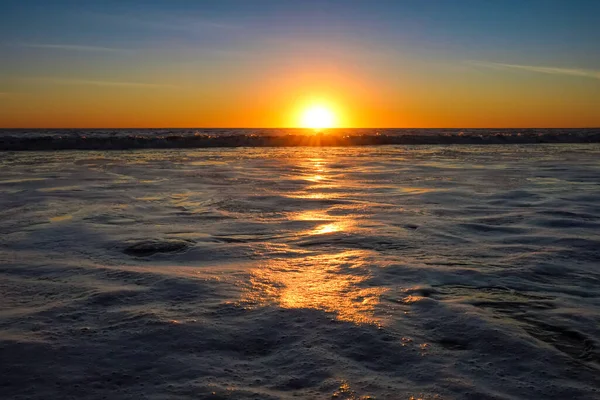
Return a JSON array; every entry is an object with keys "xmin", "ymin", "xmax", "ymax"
[{"xmin": 300, "ymin": 105, "xmax": 335, "ymax": 129}]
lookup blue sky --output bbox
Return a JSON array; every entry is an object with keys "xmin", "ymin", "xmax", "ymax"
[{"xmin": 1, "ymin": 0, "xmax": 599, "ymax": 127}]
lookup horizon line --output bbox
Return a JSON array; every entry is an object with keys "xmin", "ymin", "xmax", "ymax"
[{"xmin": 1, "ymin": 126, "xmax": 599, "ymax": 130}]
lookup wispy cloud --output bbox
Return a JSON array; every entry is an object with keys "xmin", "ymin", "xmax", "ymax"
[
  {"xmin": 17, "ymin": 43, "xmax": 130, "ymax": 53},
  {"xmin": 25, "ymin": 77, "xmax": 175, "ymax": 88},
  {"xmin": 470, "ymin": 60, "xmax": 600, "ymax": 80},
  {"xmin": 87, "ymin": 11, "xmax": 240, "ymax": 34}
]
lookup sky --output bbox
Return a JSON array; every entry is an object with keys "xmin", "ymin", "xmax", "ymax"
[{"xmin": 1, "ymin": 0, "xmax": 599, "ymax": 128}]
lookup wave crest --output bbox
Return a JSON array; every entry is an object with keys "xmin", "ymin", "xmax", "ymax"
[{"xmin": 1, "ymin": 128, "xmax": 598, "ymax": 150}]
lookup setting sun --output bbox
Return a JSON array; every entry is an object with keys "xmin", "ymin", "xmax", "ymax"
[{"xmin": 300, "ymin": 105, "xmax": 335, "ymax": 129}]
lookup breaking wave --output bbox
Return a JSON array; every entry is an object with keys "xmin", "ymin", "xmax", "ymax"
[{"xmin": 1, "ymin": 128, "xmax": 599, "ymax": 150}]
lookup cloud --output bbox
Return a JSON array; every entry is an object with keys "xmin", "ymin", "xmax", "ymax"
[
  {"xmin": 25, "ymin": 77, "xmax": 175, "ymax": 88},
  {"xmin": 470, "ymin": 60, "xmax": 600, "ymax": 80},
  {"xmin": 87, "ymin": 11, "xmax": 239, "ymax": 34},
  {"xmin": 17, "ymin": 43, "xmax": 129, "ymax": 53}
]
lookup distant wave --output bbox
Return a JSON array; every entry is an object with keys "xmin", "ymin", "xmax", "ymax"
[{"xmin": 0, "ymin": 128, "xmax": 598, "ymax": 150}]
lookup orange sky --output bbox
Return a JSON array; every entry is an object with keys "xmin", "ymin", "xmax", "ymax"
[
  {"xmin": 2, "ymin": 65, "xmax": 598, "ymax": 128},
  {"xmin": 2, "ymin": 2, "xmax": 600, "ymax": 128}
]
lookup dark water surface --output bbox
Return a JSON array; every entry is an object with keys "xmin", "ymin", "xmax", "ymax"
[
  {"xmin": 1, "ymin": 144, "xmax": 599, "ymax": 399},
  {"xmin": 1, "ymin": 128, "xmax": 599, "ymax": 150}
]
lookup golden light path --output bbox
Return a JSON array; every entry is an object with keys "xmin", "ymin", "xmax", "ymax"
[
  {"xmin": 241, "ymin": 157, "xmax": 387, "ymax": 325},
  {"xmin": 245, "ymin": 250, "xmax": 386, "ymax": 325}
]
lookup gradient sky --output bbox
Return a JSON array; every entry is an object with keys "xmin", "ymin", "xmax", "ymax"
[{"xmin": 1, "ymin": 0, "xmax": 599, "ymax": 128}]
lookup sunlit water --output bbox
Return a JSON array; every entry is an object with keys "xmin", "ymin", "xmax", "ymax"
[{"xmin": 1, "ymin": 145, "xmax": 599, "ymax": 399}]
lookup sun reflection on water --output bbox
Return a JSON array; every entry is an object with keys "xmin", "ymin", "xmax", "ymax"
[
  {"xmin": 291, "ymin": 210, "xmax": 331, "ymax": 221},
  {"xmin": 284, "ymin": 158, "xmax": 344, "ymax": 199},
  {"xmin": 240, "ymin": 154, "xmax": 386, "ymax": 325},
  {"xmin": 289, "ymin": 202, "xmax": 357, "ymax": 236},
  {"xmin": 306, "ymin": 174, "xmax": 324, "ymax": 182},
  {"xmin": 242, "ymin": 250, "xmax": 387, "ymax": 325},
  {"xmin": 311, "ymin": 221, "xmax": 348, "ymax": 235}
]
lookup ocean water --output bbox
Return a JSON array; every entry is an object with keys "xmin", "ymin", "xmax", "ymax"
[
  {"xmin": 1, "ymin": 128, "xmax": 599, "ymax": 150},
  {"xmin": 1, "ymin": 144, "xmax": 599, "ymax": 399}
]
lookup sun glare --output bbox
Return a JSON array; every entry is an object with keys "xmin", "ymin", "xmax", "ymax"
[{"xmin": 300, "ymin": 105, "xmax": 335, "ymax": 129}]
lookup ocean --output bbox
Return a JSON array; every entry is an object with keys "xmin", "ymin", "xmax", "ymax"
[
  {"xmin": 1, "ymin": 128, "xmax": 599, "ymax": 150},
  {"xmin": 1, "ymin": 143, "xmax": 599, "ymax": 399}
]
